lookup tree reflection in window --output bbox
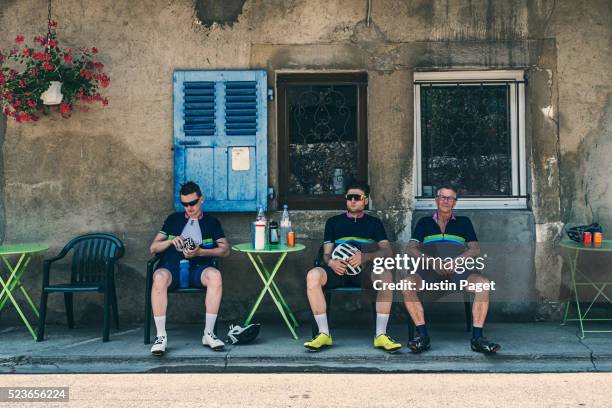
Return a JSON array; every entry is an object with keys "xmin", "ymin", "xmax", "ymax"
[
  {"xmin": 420, "ymin": 85, "xmax": 512, "ymax": 197},
  {"xmin": 287, "ymin": 85, "xmax": 358, "ymax": 195}
]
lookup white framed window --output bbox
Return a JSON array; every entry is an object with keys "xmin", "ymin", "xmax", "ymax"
[{"xmin": 413, "ymin": 70, "xmax": 527, "ymax": 210}]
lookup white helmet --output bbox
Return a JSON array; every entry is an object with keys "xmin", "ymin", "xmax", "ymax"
[{"xmin": 331, "ymin": 243, "xmax": 362, "ymax": 275}]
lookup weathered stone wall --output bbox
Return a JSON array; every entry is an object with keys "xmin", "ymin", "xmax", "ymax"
[{"xmin": 0, "ymin": 0, "xmax": 610, "ymax": 325}]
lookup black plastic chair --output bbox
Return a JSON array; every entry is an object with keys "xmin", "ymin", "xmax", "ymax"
[
  {"xmin": 310, "ymin": 245, "xmax": 472, "ymax": 340},
  {"xmin": 310, "ymin": 245, "xmax": 413, "ymax": 339},
  {"xmin": 144, "ymin": 254, "xmax": 218, "ymax": 344},
  {"xmin": 36, "ymin": 233, "xmax": 125, "ymax": 342}
]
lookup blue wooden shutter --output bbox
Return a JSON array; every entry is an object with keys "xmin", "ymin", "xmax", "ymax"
[{"xmin": 173, "ymin": 70, "xmax": 268, "ymax": 212}]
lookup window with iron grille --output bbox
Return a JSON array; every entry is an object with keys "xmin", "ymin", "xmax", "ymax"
[
  {"xmin": 277, "ymin": 73, "xmax": 368, "ymax": 210},
  {"xmin": 414, "ymin": 71, "xmax": 527, "ymax": 209}
]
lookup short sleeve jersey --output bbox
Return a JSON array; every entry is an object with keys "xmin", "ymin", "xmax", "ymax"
[
  {"xmin": 323, "ymin": 213, "xmax": 388, "ymax": 251},
  {"xmin": 159, "ymin": 212, "xmax": 225, "ymax": 265},
  {"xmin": 411, "ymin": 213, "xmax": 477, "ymax": 258}
]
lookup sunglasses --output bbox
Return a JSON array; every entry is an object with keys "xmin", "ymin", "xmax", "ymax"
[
  {"xmin": 345, "ymin": 194, "xmax": 367, "ymax": 202},
  {"xmin": 181, "ymin": 198, "xmax": 200, "ymax": 207}
]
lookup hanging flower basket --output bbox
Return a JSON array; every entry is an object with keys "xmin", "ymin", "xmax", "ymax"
[{"xmin": 0, "ymin": 20, "xmax": 110, "ymax": 123}]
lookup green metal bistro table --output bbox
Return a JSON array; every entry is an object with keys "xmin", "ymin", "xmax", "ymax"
[
  {"xmin": 560, "ymin": 239, "xmax": 612, "ymax": 338},
  {"xmin": 233, "ymin": 243, "xmax": 305, "ymax": 339},
  {"xmin": 0, "ymin": 244, "xmax": 48, "ymax": 339}
]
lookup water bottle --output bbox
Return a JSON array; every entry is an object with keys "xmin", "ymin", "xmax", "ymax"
[
  {"xmin": 333, "ymin": 168, "xmax": 346, "ymax": 194},
  {"xmin": 179, "ymin": 259, "xmax": 189, "ymax": 288},
  {"xmin": 280, "ymin": 205, "xmax": 291, "ymax": 246},
  {"xmin": 252, "ymin": 205, "xmax": 263, "ymax": 247},
  {"xmin": 253, "ymin": 205, "xmax": 267, "ymax": 248}
]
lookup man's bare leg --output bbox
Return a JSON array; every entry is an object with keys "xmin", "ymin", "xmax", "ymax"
[
  {"xmin": 306, "ymin": 267, "xmax": 329, "ymax": 334},
  {"xmin": 466, "ymin": 273, "xmax": 490, "ymax": 328},
  {"xmin": 373, "ymin": 270, "xmax": 393, "ymax": 337},
  {"xmin": 402, "ymin": 274, "xmax": 425, "ymax": 326},
  {"xmin": 151, "ymin": 268, "xmax": 172, "ymax": 337},
  {"xmin": 200, "ymin": 267, "xmax": 223, "ymax": 334},
  {"xmin": 465, "ymin": 273, "xmax": 500, "ymax": 353}
]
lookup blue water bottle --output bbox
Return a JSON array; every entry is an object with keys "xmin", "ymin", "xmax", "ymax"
[{"xmin": 179, "ymin": 259, "xmax": 189, "ymax": 288}]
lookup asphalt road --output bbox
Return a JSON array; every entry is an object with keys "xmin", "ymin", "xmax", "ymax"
[{"xmin": 0, "ymin": 373, "xmax": 610, "ymax": 407}]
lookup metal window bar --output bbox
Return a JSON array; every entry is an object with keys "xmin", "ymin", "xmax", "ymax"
[{"xmin": 417, "ymin": 80, "xmax": 524, "ymax": 198}]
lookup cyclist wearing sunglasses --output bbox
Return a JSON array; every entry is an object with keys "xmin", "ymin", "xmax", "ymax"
[
  {"xmin": 402, "ymin": 185, "xmax": 500, "ymax": 355},
  {"xmin": 304, "ymin": 181, "xmax": 401, "ymax": 353},
  {"xmin": 148, "ymin": 181, "xmax": 230, "ymax": 356}
]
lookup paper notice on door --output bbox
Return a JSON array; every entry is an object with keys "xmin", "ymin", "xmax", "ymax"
[{"xmin": 231, "ymin": 147, "xmax": 250, "ymax": 171}]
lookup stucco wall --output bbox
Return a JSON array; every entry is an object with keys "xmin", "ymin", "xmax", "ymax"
[{"xmin": 0, "ymin": 0, "xmax": 610, "ymax": 325}]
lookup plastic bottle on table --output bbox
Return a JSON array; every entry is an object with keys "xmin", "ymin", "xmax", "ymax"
[
  {"xmin": 253, "ymin": 205, "xmax": 267, "ymax": 249},
  {"xmin": 280, "ymin": 205, "xmax": 291, "ymax": 246}
]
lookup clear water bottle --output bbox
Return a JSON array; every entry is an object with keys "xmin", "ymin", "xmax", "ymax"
[
  {"xmin": 280, "ymin": 204, "xmax": 291, "ymax": 246},
  {"xmin": 179, "ymin": 259, "xmax": 189, "ymax": 288},
  {"xmin": 253, "ymin": 205, "xmax": 267, "ymax": 247}
]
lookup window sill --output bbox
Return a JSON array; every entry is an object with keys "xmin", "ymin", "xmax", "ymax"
[{"xmin": 415, "ymin": 197, "xmax": 528, "ymax": 210}]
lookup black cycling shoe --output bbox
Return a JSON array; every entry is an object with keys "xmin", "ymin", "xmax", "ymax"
[
  {"xmin": 407, "ymin": 335, "xmax": 431, "ymax": 353},
  {"xmin": 470, "ymin": 337, "xmax": 501, "ymax": 354}
]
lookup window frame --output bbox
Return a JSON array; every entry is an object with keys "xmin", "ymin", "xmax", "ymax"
[
  {"xmin": 413, "ymin": 70, "xmax": 527, "ymax": 210},
  {"xmin": 276, "ymin": 72, "xmax": 368, "ymax": 210}
]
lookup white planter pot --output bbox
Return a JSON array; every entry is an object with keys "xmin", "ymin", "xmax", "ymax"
[{"xmin": 41, "ymin": 81, "xmax": 64, "ymax": 105}]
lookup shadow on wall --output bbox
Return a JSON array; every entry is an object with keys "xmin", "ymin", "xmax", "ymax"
[{"xmin": 194, "ymin": 0, "xmax": 247, "ymax": 28}]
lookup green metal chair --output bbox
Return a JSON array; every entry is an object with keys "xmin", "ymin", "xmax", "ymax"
[
  {"xmin": 143, "ymin": 253, "xmax": 218, "ymax": 344},
  {"xmin": 36, "ymin": 233, "xmax": 125, "ymax": 342}
]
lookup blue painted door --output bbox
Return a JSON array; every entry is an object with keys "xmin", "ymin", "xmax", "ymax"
[{"xmin": 173, "ymin": 70, "xmax": 268, "ymax": 212}]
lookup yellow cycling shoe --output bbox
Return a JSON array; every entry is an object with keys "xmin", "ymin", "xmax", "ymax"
[
  {"xmin": 304, "ymin": 332, "xmax": 333, "ymax": 351},
  {"xmin": 374, "ymin": 334, "xmax": 402, "ymax": 353}
]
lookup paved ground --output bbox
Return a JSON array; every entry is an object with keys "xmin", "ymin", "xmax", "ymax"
[
  {"xmin": 1, "ymin": 373, "xmax": 611, "ymax": 407},
  {"xmin": 1, "ymin": 321, "xmax": 611, "ymax": 373}
]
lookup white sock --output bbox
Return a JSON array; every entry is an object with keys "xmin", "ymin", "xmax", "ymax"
[
  {"xmin": 205, "ymin": 313, "xmax": 217, "ymax": 334},
  {"xmin": 154, "ymin": 315, "xmax": 166, "ymax": 337},
  {"xmin": 376, "ymin": 313, "xmax": 390, "ymax": 337},
  {"xmin": 314, "ymin": 313, "xmax": 329, "ymax": 336}
]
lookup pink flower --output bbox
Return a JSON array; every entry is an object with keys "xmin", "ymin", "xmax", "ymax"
[
  {"xmin": 48, "ymin": 20, "xmax": 58, "ymax": 28},
  {"xmin": 22, "ymin": 48, "xmax": 31, "ymax": 56},
  {"xmin": 15, "ymin": 35, "xmax": 24, "ymax": 44},
  {"xmin": 79, "ymin": 69, "xmax": 92, "ymax": 80},
  {"xmin": 47, "ymin": 40, "xmax": 58, "ymax": 47},
  {"xmin": 63, "ymin": 55, "xmax": 72, "ymax": 63},
  {"xmin": 27, "ymin": 100, "xmax": 36, "ymax": 108},
  {"xmin": 18, "ymin": 79, "xmax": 27, "ymax": 88},
  {"xmin": 42, "ymin": 62, "xmax": 54, "ymax": 71},
  {"xmin": 91, "ymin": 47, "xmax": 98, "ymax": 54},
  {"xmin": 33, "ymin": 36, "xmax": 45, "ymax": 45}
]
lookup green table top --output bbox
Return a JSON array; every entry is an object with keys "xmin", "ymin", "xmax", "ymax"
[
  {"xmin": 559, "ymin": 239, "xmax": 612, "ymax": 252},
  {"xmin": 0, "ymin": 244, "xmax": 49, "ymax": 256},
  {"xmin": 232, "ymin": 243, "xmax": 306, "ymax": 253}
]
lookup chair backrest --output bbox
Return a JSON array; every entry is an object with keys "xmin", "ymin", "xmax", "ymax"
[{"xmin": 64, "ymin": 233, "xmax": 125, "ymax": 284}]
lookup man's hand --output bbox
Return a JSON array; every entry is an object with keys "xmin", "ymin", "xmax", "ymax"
[
  {"xmin": 171, "ymin": 236, "xmax": 185, "ymax": 251},
  {"xmin": 347, "ymin": 251, "xmax": 362, "ymax": 268},
  {"xmin": 328, "ymin": 259, "xmax": 348, "ymax": 276},
  {"xmin": 430, "ymin": 257, "xmax": 454, "ymax": 276},
  {"xmin": 182, "ymin": 247, "xmax": 198, "ymax": 259}
]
